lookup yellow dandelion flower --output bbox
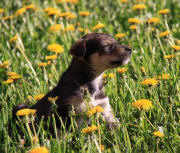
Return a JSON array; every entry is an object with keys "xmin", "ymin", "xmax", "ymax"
[
  {"xmin": 9, "ymin": 74, "xmax": 21, "ymax": 80},
  {"xmin": 29, "ymin": 146, "xmax": 49, "ymax": 153},
  {"xmin": 58, "ymin": 12, "xmax": 71, "ymax": 17},
  {"xmin": 14, "ymin": 7, "xmax": 26, "ymax": 17},
  {"xmin": 148, "ymin": 17, "xmax": 160, "ymax": 24},
  {"xmin": 115, "ymin": 33, "xmax": 126, "ymax": 39},
  {"xmin": 56, "ymin": 0, "xmax": 78, "ymax": 3},
  {"xmin": 108, "ymin": 73, "xmax": 115, "ymax": 78},
  {"xmin": 47, "ymin": 44, "xmax": 64, "ymax": 53},
  {"xmin": 9, "ymin": 35, "xmax": 18, "ymax": 43},
  {"xmin": 132, "ymin": 4, "xmax": 147, "ymax": 11},
  {"xmin": 100, "ymin": 144, "xmax": 105, "ymax": 151},
  {"xmin": 66, "ymin": 13, "xmax": 76, "ymax": 19},
  {"xmin": 78, "ymin": 28, "xmax": 89, "ymax": 33},
  {"xmin": 0, "ymin": 8, "xmax": 4, "ymax": 14},
  {"xmin": 176, "ymin": 40, "xmax": 180, "ymax": 44},
  {"xmin": 121, "ymin": 0, "xmax": 128, "ymax": 3},
  {"xmin": 45, "ymin": 55, "xmax": 57, "ymax": 60},
  {"xmin": 153, "ymin": 131, "xmax": 164, "ymax": 138},
  {"xmin": 172, "ymin": 45, "xmax": 180, "ymax": 51},
  {"xmin": 24, "ymin": 4, "xmax": 37, "ymax": 11},
  {"xmin": 132, "ymin": 99, "xmax": 152, "ymax": 110},
  {"xmin": 16, "ymin": 108, "xmax": 36, "ymax": 116},
  {"xmin": 37, "ymin": 62, "xmax": 48, "ymax": 67},
  {"xmin": 159, "ymin": 30, "xmax": 170, "ymax": 37},
  {"xmin": 49, "ymin": 24, "xmax": 61, "ymax": 32},
  {"xmin": 44, "ymin": 7, "xmax": 60, "ymax": 16},
  {"xmin": 0, "ymin": 61, "xmax": 10, "ymax": 68},
  {"xmin": 3, "ymin": 79, "xmax": 14, "ymax": 84},
  {"xmin": 117, "ymin": 67, "xmax": 128, "ymax": 74},
  {"xmin": 86, "ymin": 106, "xmax": 104, "ymax": 116},
  {"xmin": 141, "ymin": 78, "xmax": 158, "ymax": 86},
  {"xmin": 1, "ymin": 15, "xmax": 14, "ymax": 21},
  {"xmin": 103, "ymin": 73, "xmax": 107, "ymax": 78},
  {"xmin": 128, "ymin": 18, "xmax": 141, "ymax": 24},
  {"xmin": 28, "ymin": 95, "xmax": 32, "ymax": 100},
  {"xmin": 64, "ymin": 24, "xmax": 75, "ymax": 32},
  {"xmin": 92, "ymin": 23, "xmax": 105, "ymax": 31},
  {"xmin": 158, "ymin": 9, "xmax": 170, "ymax": 15},
  {"xmin": 48, "ymin": 96, "xmax": 59, "ymax": 102},
  {"xmin": 164, "ymin": 55, "xmax": 176, "ymax": 59},
  {"xmin": 34, "ymin": 94, "xmax": 45, "ymax": 101},
  {"xmin": 130, "ymin": 25, "xmax": 137, "ymax": 30},
  {"xmin": 82, "ymin": 125, "xmax": 99, "ymax": 134},
  {"xmin": 157, "ymin": 74, "xmax": 170, "ymax": 80},
  {"xmin": 79, "ymin": 11, "xmax": 90, "ymax": 16},
  {"xmin": 141, "ymin": 67, "xmax": 146, "ymax": 73},
  {"xmin": 7, "ymin": 72, "xmax": 17, "ymax": 76}
]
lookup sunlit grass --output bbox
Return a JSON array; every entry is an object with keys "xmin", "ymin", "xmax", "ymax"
[{"xmin": 0, "ymin": 0, "xmax": 180, "ymax": 152}]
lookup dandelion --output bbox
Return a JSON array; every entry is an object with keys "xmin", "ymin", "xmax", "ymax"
[
  {"xmin": 130, "ymin": 25, "xmax": 137, "ymax": 30},
  {"xmin": 0, "ymin": 8, "xmax": 4, "ymax": 14},
  {"xmin": 25, "ymin": 4, "xmax": 37, "ymax": 11},
  {"xmin": 66, "ymin": 13, "xmax": 76, "ymax": 19},
  {"xmin": 49, "ymin": 24, "xmax": 61, "ymax": 32},
  {"xmin": 34, "ymin": 94, "xmax": 45, "ymax": 101},
  {"xmin": 7, "ymin": 72, "xmax": 17, "ymax": 76},
  {"xmin": 28, "ymin": 95, "xmax": 32, "ymax": 100},
  {"xmin": 48, "ymin": 96, "xmax": 59, "ymax": 102},
  {"xmin": 45, "ymin": 55, "xmax": 57, "ymax": 60},
  {"xmin": 103, "ymin": 73, "xmax": 107, "ymax": 78},
  {"xmin": 37, "ymin": 62, "xmax": 48, "ymax": 67},
  {"xmin": 108, "ymin": 73, "xmax": 115, "ymax": 78},
  {"xmin": 82, "ymin": 125, "xmax": 99, "ymax": 134},
  {"xmin": 100, "ymin": 145, "xmax": 105, "ymax": 151},
  {"xmin": 164, "ymin": 55, "xmax": 176, "ymax": 59},
  {"xmin": 9, "ymin": 74, "xmax": 21, "ymax": 80},
  {"xmin": 14, "ymin": 7, "xmax": 26, "ymax": 17},
  {"xmin": 9, "ymin": 35, "xmax": 18, "ymax": 43},
  {"xmin": 0, "ymin": 61, "xmax": 10, "ymax": 68},
  {"xmin": 56, "ymin": 0, "xmax": 78, "ymax": 3},
  {"xmin": 16, "ymin": 108, "xmax": 37, "ymax": 116},
  {"xmin": 148, "ymin": 17, "xmax": 160, "ymax": 24},
  {"xmin": 64, "ymin": 24, "xmax": 75, "ymax": 32},
  {"xmin": 1, "ymin": 15, "xmax": 14, "ymax": 21},
  {"xmin": 29, "ymin": 146, "xmax": 49, "ymax": 153},
  {"xmin": 141, "ymin": 78, "xmax": 158, "ymax": 86},
  {"xmin": 121, "ymin": 0, "xmax": 128, "ymax": 3},
  {"xmin": 153, "ymin": 131, "xmax": 164, "ymax": 138},
  {"xmin": 176, "ymin": 40, "xmax": 180, "ymax": 44},
  {"xmin": 141, "ymin": 67, "xmax": 146, "ymax": 73},
  {"xmin": 86, "ymin": 106, "xmax": 104, "ymax": 116},
  {"xmin": 115, "ymin": 33, "xmax": 126, "ymax": 39},
  {"xmin": 159, "ymin": 30, "xmax": 170, "ymax": 37},
  {"xmin": 117, "ymin": 67, "xmax": 128, "ymax": 74},
  {"xmin": 132, "ymin": 4, "xmax": 147, "ymax": 11},
  {"xmin": 44, "ymin": 7, "xmax": 60, "ymax": 16},
  {"xmin": 158, "ymin": 9, "xmax": 170, "ymax": 15},
  {"xmin": 78, "ymin": 28, "xmax": 89, "ymax": 33},
  {"xmin": 172, "ymin": 45, "xmax": 180, "ymax": 51},
  {"xmin": 92, "ymin": 23, "xmax": 105, "ymax": 31},
  {"xmin": 132, "ymin": 99, "xmax": 152, "ymax": 110},
  {"xmin": 157, "ymin": 74, "xmax": 170, "ymax": 80},
  {"xmin": 47, "ymin": 44, "xmax": 64, "ymax": 53},
  {"xmin": 79, "ymin": 11, "xmax": 90, "ymax": 16},
  {"xmin": 128, "ymin": 18, "xmax": 141, "ymax": 24},
  {"xmin": 3, "ymin": 79, "xmax": 14, "ymax": 84},
  {"xmin": 59, "ymin": 12, "xmax": 71, "ymax": 17}
]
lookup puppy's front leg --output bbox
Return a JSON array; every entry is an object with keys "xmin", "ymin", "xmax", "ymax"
[{"xmin": 91, "ymin": 95, "xmax": 119, "ymax": 128}]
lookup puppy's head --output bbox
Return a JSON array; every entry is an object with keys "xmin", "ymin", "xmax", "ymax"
[{"xmin": 70, "ymin": 33, "xmax": 131, "ymax": 73}]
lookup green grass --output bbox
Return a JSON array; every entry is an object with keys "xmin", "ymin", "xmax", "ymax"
[{"xmin": 0, "ymin": 0, "xmax": 180, "ymax": 152}]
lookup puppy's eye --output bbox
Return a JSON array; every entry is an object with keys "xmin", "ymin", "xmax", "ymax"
[{"xmin": 104, "ymin": 44, "xmax": 114, "ymax": 53}]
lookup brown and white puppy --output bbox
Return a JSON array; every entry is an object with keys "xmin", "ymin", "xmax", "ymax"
[{"xmin": 13, "ymin": 33, "xmax": 131, "ymax": 132}]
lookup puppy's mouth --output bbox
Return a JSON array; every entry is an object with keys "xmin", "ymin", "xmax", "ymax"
[{"xmin": 110, "ymin": 60, "xmax": 122, "ymax": 65}]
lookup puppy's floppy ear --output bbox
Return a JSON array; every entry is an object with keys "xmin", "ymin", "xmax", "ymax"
[{"xmin": 70, "ymin": 39, "xmax": 86, "ymax": 57}]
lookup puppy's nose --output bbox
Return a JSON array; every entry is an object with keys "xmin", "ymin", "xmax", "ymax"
[{"xmin": 125, "ymin": 47, "xmax": 132, "ymax": 53}]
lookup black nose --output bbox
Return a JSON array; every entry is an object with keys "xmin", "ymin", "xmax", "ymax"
[{"xmin": 125, "ymin": 47, "xmax": 132, "ymax": 52}]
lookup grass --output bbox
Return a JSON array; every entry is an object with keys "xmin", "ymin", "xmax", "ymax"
[{"xmin": 0, "ymin": 0, "xmax": 180, "ymax": 152}]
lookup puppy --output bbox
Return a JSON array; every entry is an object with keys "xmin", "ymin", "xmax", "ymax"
[{"xmin": 13, "ymin": 33, "xmax": 131, "ymax": 133}]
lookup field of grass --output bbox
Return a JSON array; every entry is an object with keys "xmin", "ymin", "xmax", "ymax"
[{"xmin": 0, "ymin": 0, "xmax": 180, "ymax": 152}]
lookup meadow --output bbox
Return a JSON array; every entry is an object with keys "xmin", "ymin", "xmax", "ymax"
[{"xmin": 0, "ymin": 0, "xmax": 180, "ymax": 152}]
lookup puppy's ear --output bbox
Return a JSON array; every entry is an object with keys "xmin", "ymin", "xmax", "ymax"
[{"xmin": 70, "ymin": 39, "xmax": 86, "ymax": 57}]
